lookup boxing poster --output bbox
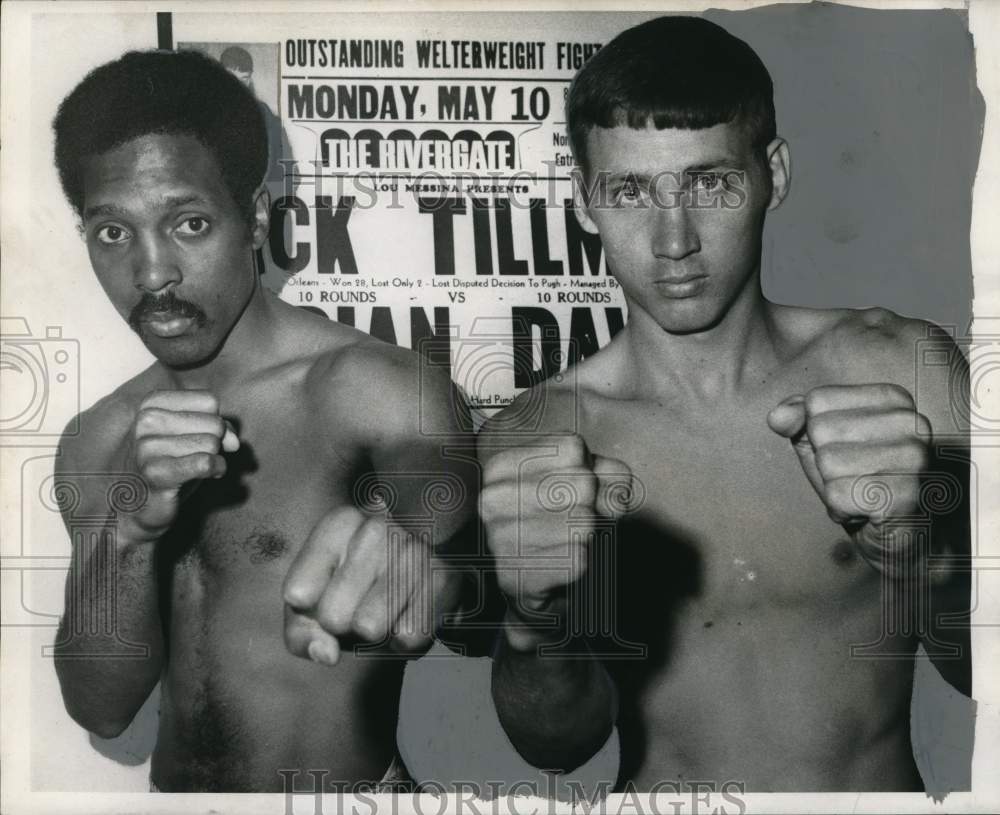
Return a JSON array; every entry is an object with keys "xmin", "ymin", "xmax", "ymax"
[
  {"xmin": 180, "ymin": 20, "xmax": 631, "ymax": 424},
  {"xmin": 2, "ymin": 2, "xmax": 999, "ymax": 814}
]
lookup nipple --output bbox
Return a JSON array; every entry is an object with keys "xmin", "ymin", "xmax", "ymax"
[{"xmin": 733, "ymin": 557, "xmax": 757, "ymax": 583}]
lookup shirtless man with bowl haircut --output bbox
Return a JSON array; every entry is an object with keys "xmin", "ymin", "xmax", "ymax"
[
  {"xmin": 479, "ymin": 16, "xmax": 971, "ymax": 791},
  {"xmin": 51, "ymin": 49, "xmax": 476, "ymax": 792}
]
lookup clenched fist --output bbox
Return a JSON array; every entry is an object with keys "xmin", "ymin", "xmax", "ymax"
[
  {"xmin": 119, "ymin": 390, "xmax": 239, "ymax": 543},
  {"xmin": 768, "ymin": 383, "xmax": 932, "ymax": 571},
  {"xmin": 480, "ymin": 434, "xmax": 636, "ymax": 647},
  {"xmin": 283, "ymin": 505, "xmax": 453, "ymax": 666}
]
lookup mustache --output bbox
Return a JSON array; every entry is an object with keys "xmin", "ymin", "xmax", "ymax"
[{"xmin": 128, "ymin": 291, "xmax": 207, "ymax": 332}]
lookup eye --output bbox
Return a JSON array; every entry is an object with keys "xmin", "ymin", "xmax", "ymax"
[
  {"xmin": 690, "ymin": 172, "xmax": 724, "ymax": 192},
  {"xmin": 176, "ymin": 216, "xmax": 210, "ymax": 236},
  {"xmin": 614, "ymin": 176, "xmax": 646, "ymax": 205},
  {"xmin": 95, "ymin": 224, "xmax": 131, "ymax": 245}
]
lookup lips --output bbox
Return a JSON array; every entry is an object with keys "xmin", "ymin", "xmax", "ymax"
[
  {"xmin": 142, "ymin": 313, "xmax": 196, "ymax": 338},
  {"xmin": 652, "ymin": 275, "xmax": 708, "ymax": 298}
]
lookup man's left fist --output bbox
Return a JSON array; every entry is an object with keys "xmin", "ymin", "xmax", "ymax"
[
  {"xmin": 283, "ymin": 505, "xmax": 450, "ymax": 666},
  {"xmin": 768, "ymin": 383, "xmax": 931, "ymax": 564}
]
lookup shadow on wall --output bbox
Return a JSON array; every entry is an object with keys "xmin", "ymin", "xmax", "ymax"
[
  {"xmin": 911, "ymin": 651, "xmax": 976, "ymax": 800},
  {"xmin": 88, "ymin": 683, "xmax": 159, "ymax": 766}
]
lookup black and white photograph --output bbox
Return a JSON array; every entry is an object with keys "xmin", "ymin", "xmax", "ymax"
[{"xmin": 1, "ymin": 1, "xmax": 998, "ymax": 813}]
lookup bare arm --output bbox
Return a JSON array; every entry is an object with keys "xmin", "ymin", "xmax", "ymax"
[
  {"xmin": 921, "ymin": 449, "xmax": 971, "ymax": 696},
  {"xmin": 283, "ymin": 344, "xmax": 481, "ymax": 661},
  {"xmin": 479, "ymin": 398, "xmax": 622, "ymax": 772},
  {"xmin": 53, "ymin": 517, "xmax": 165, "ymax": 740},
  {"xmin": 914, "ymin": 329, "xmax": 972, "ymax": 696},
  {"xmin": 364, "ymin": 350, "xmax": 481, "ymax": 645},
  {"xmin": 490, "ymin": 596, "xmax": 618, "ymax": 772},
  {"xmin": 53, "ymin": 390, "xmax": 237, "ymax": 736},
  {"xmin": 52, "ymin": 410, "xmax": 165, "ymax": 739},
  {"xmin": 767, "ymin": 316, "xmax": 973, "ymax": 697},
  {"xmin": 365, "ymin": 349, "xmax": 479, "ymax": 549}
]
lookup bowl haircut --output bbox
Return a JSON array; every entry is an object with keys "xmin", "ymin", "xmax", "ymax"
[{"xmin": 567, "ymin": 16, "xmax": 776, "ymax": 178}]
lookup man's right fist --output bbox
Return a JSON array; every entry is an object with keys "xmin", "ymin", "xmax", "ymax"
[
  {"xmin": 120, "ymin": 390, "xmax": 239, "ymax": 542},
  {"xmin": 479, "ymin": 434, "xmax": 635, "ymax": 633}
]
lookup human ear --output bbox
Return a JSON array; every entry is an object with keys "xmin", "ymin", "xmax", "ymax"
[
  {"xmin": 250, "ymin": 185, "xmax": 271, "ymax": 249},
  {"xmin": 765, "ymin": 137, "xmax": 791, "ymax": 211}
]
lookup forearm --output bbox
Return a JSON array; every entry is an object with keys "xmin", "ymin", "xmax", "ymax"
[
  {"xmin": 924, "ymin": 502, "xmax": 972, "ymax": 696},
  {"xmin": 54, "ymin": 524, "xmax": 165, "ymax": 738},
  {"xmin": 866, "ymin": 491, "xmax": 972, "ymax": 695},
  {"xmin": 492, "ymin": 605, "xmax": 617, "ymax": 772}
]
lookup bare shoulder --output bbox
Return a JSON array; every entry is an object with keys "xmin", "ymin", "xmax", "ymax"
[
  {"xmin": 57, "ymin": 364, "xmax": 169, "ymax": 475},
  {"xmin": 54, "ymin": 365, "xmax": 170, "ymax": 529},
  {"xmin": 477, "ymin": 379, "xmax": 581, "ymax": 465},
  {"xmin": 302, "ymin": 333, "xmax": 469, "ymax": 445},
  {"xmin": 776, "ymin": 304, "xmax": 935, "ymax": 378},
  {"xmin": 476, "ymin": 327, "xmax": 632, "ymax": 464},
  {"xmin": 831, "ymin": 306, "xmax": 939, "ymax": 370},
  {"xmin": 828, "ymin": 307, "xmax": 959, "ymax": 392},
  {"xmin": 787, "ymin": 305, "xmax": 966, "ymax": 437}
]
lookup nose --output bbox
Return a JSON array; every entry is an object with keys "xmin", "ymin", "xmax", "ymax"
[
  {"xmin": 133, "ymin": 234, "xmax": 182, "ymax": 293},
  {"xmin": 651, "ymin": 194, "xmax": 701, "ymax": 261}
]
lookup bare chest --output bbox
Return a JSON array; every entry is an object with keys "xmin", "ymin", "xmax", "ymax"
[
  {"xmin": 162, "ymin": 397, "xmax": 364, "ymax": 578},
  {"xmin": 579, "ymin": 395, "xmax": 879, "ymax": 619}
]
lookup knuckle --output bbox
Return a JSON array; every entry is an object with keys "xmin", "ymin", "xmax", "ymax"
[
  {"xmin": 480, "ymin": 484, "xmax": 512, "ymax": 518},
  {"xmin": 393, "ymin": 629, "xmax": 427, "ymax": 652},
  {"xmin": 910, "ymin": 441, "xmax": 930, "ymax": 471},
  {"xmin": 479, "ymin": 481, "xmax": 498, "ymax": 506},
  {"xmin": 496, "ymin": 574, "xmax": 519, "ymax": 597},
  {"xmin": 804, "ymin": 388, "xmax": 827, "ymax": 415},
  {"xmin": 483, "ymin": 452, "xmax": 516, "ymax": 485},
  {"xmin": 571, "ymin": 472, "xmax": 598, "ymax": 506},
  {"xmin": 316, "ymin": 603, "xmax": 350, "ymax": 635},
  {"xmin": 555, "ymin": 464, "xmax": 594, "ymax": 484},
  {"xmin": 192, "ymin": 452, "xmax": 217, "ymax": 476},
  {"xmin": 135, "ymin": 408, "xmax": 162, "ymax": 434},
  {"xmin": 823, "ymin": 480, "xmax": 850, "ymax": 512},
  {"xmin": 353, "ymin": 610, "xmax": 387, "ymax": 641},
  {"xmin": 282, "ymin": 581, "xmax": 310, "ymax": 611},
  {"xmin": 134, "ymin": 435, "xmax": 157, "ymax": 459},
  {"xmin": 813, "ymin": 445, "xmax": 837, "ymax": 476},
  {"xmin": 561, "ymin": 434, "xmax": 586, "ymax": 463},
  {"xmin": 479, "ymin": 495, "xmax": 500, "ymax": 524},
  {"xmin": 284, "ymin": 636, "xmax": 309, "ymax": 660},
  {"xmin": 884, "ymin": 383, "xmax": 913, "ymax": 405},
  {"xmin": 357, "ymin": 516, "xmax": 389, "ymax": 548},
  {"xmin": 137, "ymin": 458, "xmax": 161, "ymax": 484},
  {"xmin": 201, "ymin": 391, "xmax": 221, "ymax": 413},
  {"xmin": 485, "ymin": 522, "xmax": 517, "ymax": 554},
  {"xmin": 807, "ymin": 415, "xmax": 834, "ymax": 447},
  {"xmin": 195, "ymin": 432, "xmax": 221, "ymax": 451},
  {"xmin": 283, "ymin": 619, "xmax": 321, "ymax": 660},
  {"xmin": 139, "ymin": 390, "xmax": 166, "ymax": 410},
  {"xmin": 314, "ymin": 506, "xmax": 362, "ymax": 547},
  {"xmin": 566, "ymin": 554, "xmax": 588, "ymax": 584}
]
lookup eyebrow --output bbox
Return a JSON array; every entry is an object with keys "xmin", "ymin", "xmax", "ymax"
[
  {"xmin": 685, "ymin": 159, "xmax": 743, "ymax": 172},
  {"xmin": 82, "ymin": 202, "xmax": 130, "ymax": 221},
  {"xmin": 606, "ymin": 172, "xmax": 655, "ymax": 185},
  {"xmin": 83, "ymin": 194, "xmax": 212, "ymax": 222},
  {"xmin": 603, "ymin": 158, "xmax": 743, "ymax": 185}
]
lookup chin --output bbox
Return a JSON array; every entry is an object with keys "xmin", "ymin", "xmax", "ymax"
[
  {"xmin": 139, "ymin": 332, "xmax": 223, "ymax": 370},
  {"xmin": 650, "ymin": 303, "xmax": 726, "ymax": 336}
]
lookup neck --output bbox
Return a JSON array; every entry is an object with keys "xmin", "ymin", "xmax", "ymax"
[
  {"xmin": 163, "ymin": 284, "xmax": 278, "ymax": 391},
  {"xmin": 620, "ymin": 275, "xmax": 779, "ymax": 403}
]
